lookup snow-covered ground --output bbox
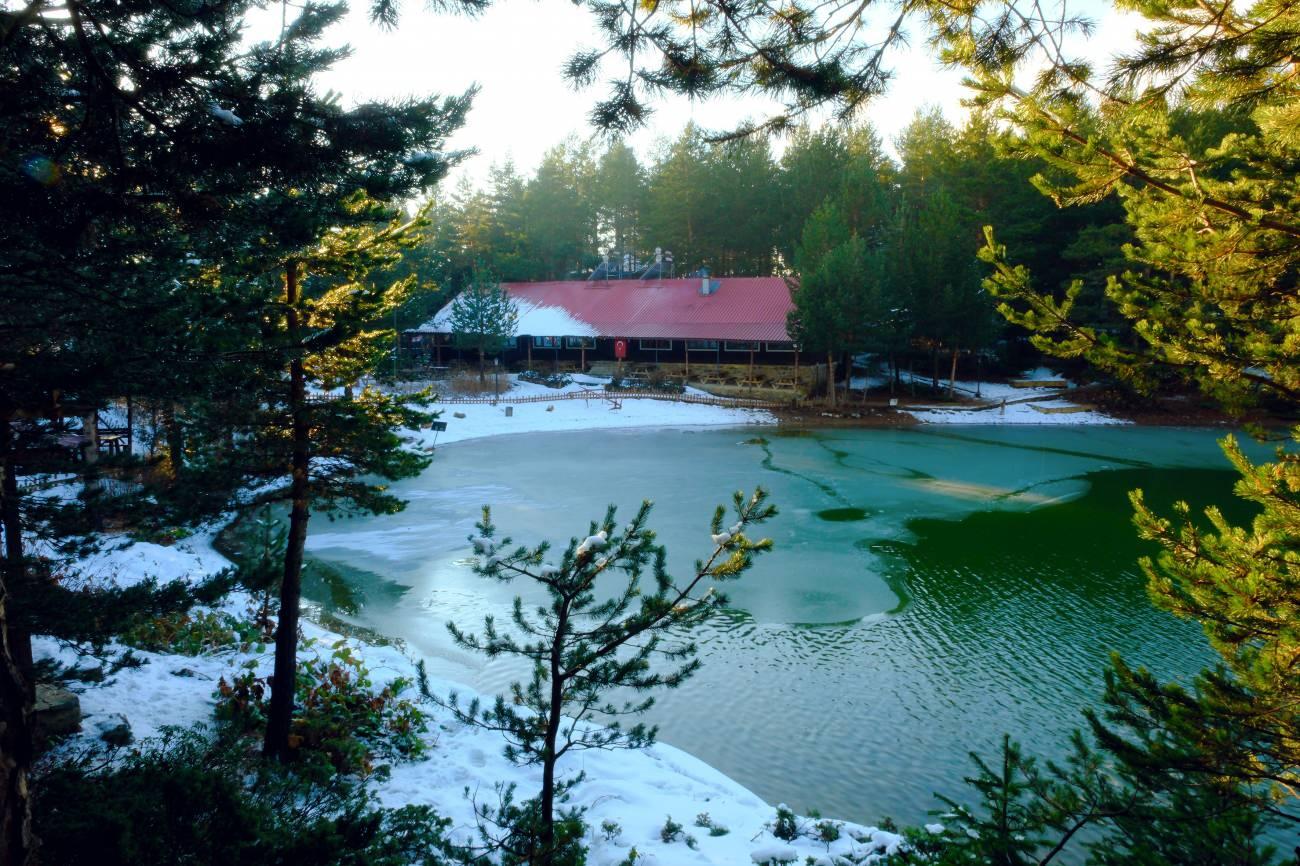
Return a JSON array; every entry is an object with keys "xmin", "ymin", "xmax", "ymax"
[
  {"xmin": 905, "ymin": 380, "xmax": 1126, "ymax": 425},
  {"xmin": 39, "ymin": 528, "xmax": 907, "ymax": 865},
  {"xmin": 849, "ymin": 367, "xmax": 1126, "ymax": 426},
  {"xmin": 409, "ymin": 374, "xmax": 778, "ymax": 448}
]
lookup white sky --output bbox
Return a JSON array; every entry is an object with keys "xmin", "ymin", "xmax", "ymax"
[{"xmin": 245, "ymin": 0, "xmax": 1136, "ymax": 187}]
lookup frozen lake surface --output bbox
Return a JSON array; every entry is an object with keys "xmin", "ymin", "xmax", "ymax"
[{"xmin": 305, "ymin": 425, "xmax": 1256, "ymax": 826}]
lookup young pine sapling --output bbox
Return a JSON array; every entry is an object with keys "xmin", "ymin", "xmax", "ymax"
[{"xmin": 446, "ymin": 488, "xmax": 776, "ymax": 865}]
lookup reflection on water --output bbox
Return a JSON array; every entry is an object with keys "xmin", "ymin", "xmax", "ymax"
[{"xmin": 304, "ymin": 426, "xmax": 1258, "ymax": 827}]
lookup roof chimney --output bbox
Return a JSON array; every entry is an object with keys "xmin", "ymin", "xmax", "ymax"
[{"xmin": 699, "ymin": 267, "xmax": 713, "ymax": 296}]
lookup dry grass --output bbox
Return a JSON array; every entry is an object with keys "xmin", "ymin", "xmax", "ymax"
[{"xmin": 442, "ymin": 369, "xmax": 508, "ymax": 397}]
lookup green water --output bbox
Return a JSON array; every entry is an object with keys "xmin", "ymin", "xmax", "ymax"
[{"xmin": 303, "ymin": 425, "xmax": 1263, "ymax": 828}]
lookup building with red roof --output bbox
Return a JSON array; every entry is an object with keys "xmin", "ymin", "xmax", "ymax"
[{"xmin": 406, "ymin": 275, "xmax": 800, "ymax": 370}]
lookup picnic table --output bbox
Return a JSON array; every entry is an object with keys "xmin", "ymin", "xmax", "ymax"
[{"xmin": 99, "ymin": 432, "xmax": 129, "ymax": 455}]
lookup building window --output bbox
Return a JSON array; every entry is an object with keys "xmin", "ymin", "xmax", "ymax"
[
  {"xmin": 724, "ymin": 341, "xmax": 759, "ymax": 352},
  {"xmin": 532, "ymin": 336, "xmax": 561, "ymax": 349},
  {"xmin": 686, "ymin": 339, "xmax": 719, "ymax": 352},
  {"xmin": 639, "ymin": 338, "xmax": 672, "ymax": 351},
  {"xmin": 565, "ymin": 336, "xmax": 596, "ymax": 349},
  {"xmin": 765, "ymin": 341, "xmax": 796, "ymax": 352}
]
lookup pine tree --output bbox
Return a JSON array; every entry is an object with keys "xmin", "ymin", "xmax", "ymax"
[
  {"xmin": 448, "ymin": 271, "xmax": 520, "ymax": 381},
  {"xmin": 936, "ymin": 0, "xmax": 1300, "ymax": 848},
  {"xmin": 522, "ymin": 141, "xmax": 597, "ymax": 280},
  {"xmin": 0, "ymin": 3, "xmax": 412, "ymax": 855},
  {"xmin": 3, "ymin": 0, "xmax": 473, "ymax": 784},
  {"xmin": 644, "ymin": 127, "xmax": 714, "ymax": 273},
  {"xmin": 593, "ymin": 141, "xmax": 647, "ymax": 263},
  {"xmin": 446, "ymin": 490, "xmax": 775, "ymax": 865},
  {"xmin": 788, "ymin": 204, "xmax": 878, "ymax": 407},
  {"xmin": 253, "ymin": 206, "xmax": 448, "ymax": 762}
]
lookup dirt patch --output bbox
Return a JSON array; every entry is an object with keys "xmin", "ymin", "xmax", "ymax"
[{"xmin": 772, "ymin": 403, "xmax": 918, "ymax": 428}]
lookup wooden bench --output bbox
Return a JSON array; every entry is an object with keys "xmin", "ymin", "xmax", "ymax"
[{"xmin": 1010, "ymin": 379, "xmax": 1068, "ymax": 389}]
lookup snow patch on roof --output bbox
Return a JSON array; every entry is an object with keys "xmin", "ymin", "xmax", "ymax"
[
  {"xmin": 421, "ymin": 297, "xmax": 596, "ymax": 338},
  {"xmin": 514, "ymin": 299, "xmax": 596, "ymax": 336}
]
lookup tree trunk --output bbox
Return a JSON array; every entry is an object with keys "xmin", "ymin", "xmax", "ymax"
[
  {"xmin": 889, "ymin": 352, "xmax": 897, "ymax": 396},
  {"xmin": 162, "ymin": 403, "xmax": 184, "ymax": 481},
  {"xmin": 265, "ymin": 262, "xmax": 310, "ymax": 762},
  {"xmin": 1, "ymin": 418, "xmax": 32, "ymax": 681},
  {"xmin": 79, "ymin": 412, "xmax": 101, "ymax": 530},
  {"xmin": 477, "ymin": 347, "xmax": 486, "ymax": 384},
  {"xmin": 948, "ymin": 347, "xmax": 959, "ymax": 399},
  {"xmin": 930, "ymin": 347, "xmax": 939, "ymax": 392},
  {"xmin": 0, "ymin": 411, "xmax": 34, "ymax": 866},
  {"xmin": 826, "ymin": 351, "xmax": 836, "ymax": 408},
  {"xmin": 539, "ymin": 606, "xmax": 567, "ymax": 866}
]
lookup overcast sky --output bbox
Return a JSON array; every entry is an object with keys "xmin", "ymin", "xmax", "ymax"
[{"xmin": 246, "ymin": 1, "xmax": 1133, "ymax": 187}]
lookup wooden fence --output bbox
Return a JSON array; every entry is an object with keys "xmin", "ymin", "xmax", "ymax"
[{"xmin": 430, "ymin": 389, "xmax": 785, "ymax": 411}]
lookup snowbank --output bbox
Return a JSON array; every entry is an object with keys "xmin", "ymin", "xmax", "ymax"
[
  {"xmin": 409, "ymin": 374, "xmax": 777, "ymax": 448},
  {"xmin": 895, "ymin": 370, "xmax": 1127, "ymax": 426},
  {"xmin": 38, "ymin": 528, "xmax": 903, "ymax": 865}
]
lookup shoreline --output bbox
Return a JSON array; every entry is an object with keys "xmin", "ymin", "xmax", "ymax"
[
  {"xmin": 42, "ymin": 375, "xmax": 1269, "ymax": 864},
  {"xmin": 41, "ymin": 501, "xmax": 905, "ymax": 866},
  {"xmin": 412, "ymin": 372, "xmax": 1276, "ymax": 442}
]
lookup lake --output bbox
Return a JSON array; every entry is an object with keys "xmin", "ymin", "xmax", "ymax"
[{"xmin": 303, "ymin": 425, "xmax": 1258, "ymax": 827}]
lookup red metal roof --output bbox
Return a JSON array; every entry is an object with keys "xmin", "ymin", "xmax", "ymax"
[{"xmin": 423, "ymin": 277, "xmax": 794, "ymax": 342}]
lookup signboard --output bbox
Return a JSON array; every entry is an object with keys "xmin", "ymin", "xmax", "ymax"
[
  {"xmin": 429, "ymin": 421, "xmax": 448, "ymax": 432},
  {"xmin": 614, "ymin": 338, "xmax": 627, "ymax": 360}
]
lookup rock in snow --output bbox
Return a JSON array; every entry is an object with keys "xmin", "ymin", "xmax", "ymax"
[
  {"xmin": 88, "ymin": 712, "xmax": 133, "ymax": 746},
  {"xmin": 33, "ymin": 683, "xmax": 81, "ymax": 740}
]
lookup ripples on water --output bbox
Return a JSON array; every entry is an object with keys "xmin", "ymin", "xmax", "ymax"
[{"xmin": 304, "ymin": 427, "xmax": 1254, "ymax": 829}]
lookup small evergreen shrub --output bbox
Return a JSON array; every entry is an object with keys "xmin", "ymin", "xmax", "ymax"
[
  {"xmin": 467, "ymin": 782, "xmax": 587, "ymax": 866},
  {"xmin": 814, "ymin": 818, "xmax": 842, "ymax": 845},
  {"xmin": 122, "ymin": 609, "xmax": 263, "ymax": 656},
  {"xmin": 519, "ymin": 370, "xmax": 572, "ymax": 389},
  {"xmin": 660, "ymin": 815, "xmax": 684, "ymax": 843},
  {"xmin": 129, "ymin": 524, "xmax": 194, "ymax": 546},
  {"xmin": 600, "ymin": 819, "xmax": 622, "ymax": 842},
  {"xmin": 772, "ymin": 804, "xmax": 800, "ymax": 841},
  {"xmin": 33, "ymin": 726, "xmax": 458, "ymax": 866},
  {"xmin": 605, "ymin": 375, "xmax": 685, "ymax": 394},
  {"xmin": 216, "ymin": 640, "xmax": 427, "ymax": 772},
  {"xmin": 695, "ymin": 812, "xmax": 730, "ymax": 836}
]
